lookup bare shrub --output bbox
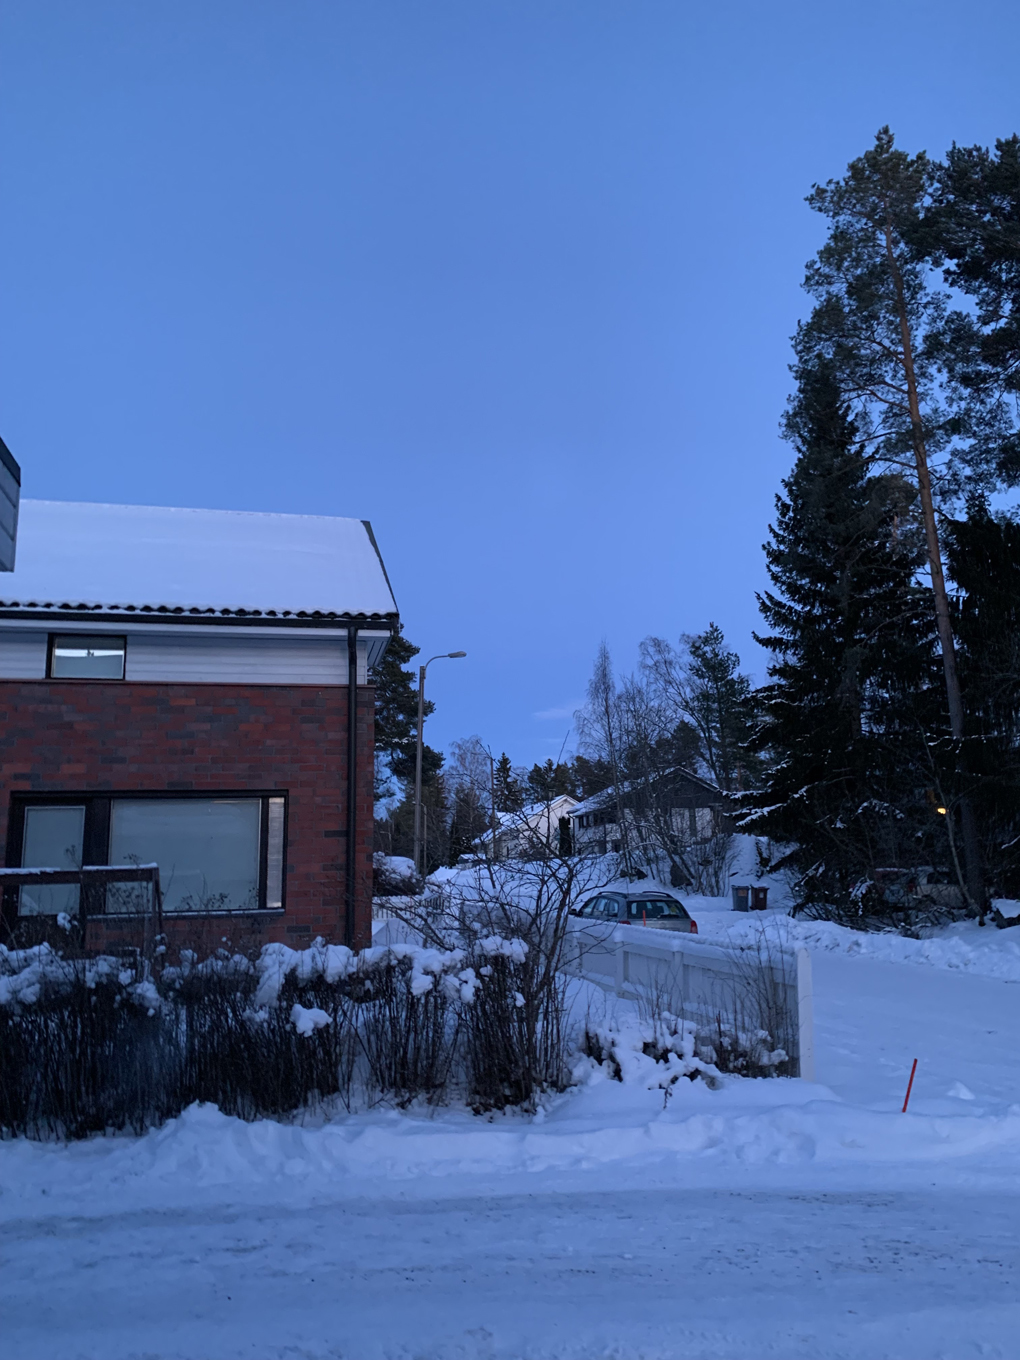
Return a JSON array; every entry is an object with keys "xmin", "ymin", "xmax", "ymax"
[
  {"xmin": 447, "ymin": 841, "xmax": 606, "ymax": 1111},
  {"xmin": 460, "ymin": 936, "xmax": 550, "ymax": 1111},
  {"xmin": 0, "ymin": 957, "xmax": 173, "ymax": 1139},
  {"xmin": 354, "ymin": 950, "xmax": 463, "ymax": 1106}
]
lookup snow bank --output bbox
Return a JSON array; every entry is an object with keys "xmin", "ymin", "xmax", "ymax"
[
  {"xmin": 694, "ymin": 912, "xmax": 1020, "ymax": 982},
  {"xmin": 2, "ymin": 1074, "xmax": 1018, "ymax": 1216}
]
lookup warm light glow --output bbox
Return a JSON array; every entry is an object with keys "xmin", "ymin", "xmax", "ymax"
[{"xmin": 936, "ymin": 807, "xmax": 947, "ymax": 815}]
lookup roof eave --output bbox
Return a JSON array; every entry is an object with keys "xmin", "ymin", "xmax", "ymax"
[{"xmin": 0, "ymin": 605, "xmax": 401, "ymax": 629}]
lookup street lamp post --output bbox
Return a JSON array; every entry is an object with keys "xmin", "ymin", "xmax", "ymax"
[{"xmin": 413, "ymin": 651, "xmax": 466, "ymax": 878}]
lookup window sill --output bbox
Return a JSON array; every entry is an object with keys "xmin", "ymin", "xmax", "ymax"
[{"xmin": 96, "ymin": 908, "xmax": 286, "ymax": 921}]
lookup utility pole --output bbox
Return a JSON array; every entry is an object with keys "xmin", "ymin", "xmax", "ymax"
[
  {"xmin": 488, "ymin": 747, "xmax": 498, "ymax": 861},
  {"xmin": 413, "ymin": 651, "xmax": 467, "ymax": 878}
]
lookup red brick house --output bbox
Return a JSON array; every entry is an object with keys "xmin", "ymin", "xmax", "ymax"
[{"xmin": 0, "ymin": 498, "xmax": 398, "ymax": 954}]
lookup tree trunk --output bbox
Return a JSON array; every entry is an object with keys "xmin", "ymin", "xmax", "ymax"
[{"xmin": 884, "ymin": 219, "xmax": 985, "ymax": 916}]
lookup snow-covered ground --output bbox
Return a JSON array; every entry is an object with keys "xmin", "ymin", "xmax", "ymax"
[{"xmin": 3, "ymin": 911, "xmax": 1020, "ymax": 1358}]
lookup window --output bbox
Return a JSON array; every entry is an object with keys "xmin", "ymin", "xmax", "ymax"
[
  {"xmin": 625, "ymin": 899, "xmax": 689, "ymax": 920},
  {"xmin": 109, "ymin": 799, "xmax": 262, "ymax": 913},
  {"xmin": 19, "ymin": 804, "xmax": 85, "ymax": 915},
  {"xmin": 7, "ymin": 793, "xmax": 286, "ymax": 917},
  {"xmin": 49, "ymin": 634, "xmax": 126, "ymax": 679}
]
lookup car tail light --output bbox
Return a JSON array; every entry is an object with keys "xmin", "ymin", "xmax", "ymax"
[{"xmin": 690, "ymin": 920, "xmax": 698, "ymax": 934}]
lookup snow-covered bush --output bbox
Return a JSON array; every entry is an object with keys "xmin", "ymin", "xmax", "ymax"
[
  {"xmin": 0, "ymin": 933, "xmax": 545, "ymax": 1139},
  {"xmin": 582, "ymin": 1010, "xmax": 788, "ymax": 1089},
  {"xmin": 372, "ymin": 853, "xmax": 423, "ymax": 898},
  {"xmin": 0, "ymin": 944, "xmax": 175, "ymax": 1139}
]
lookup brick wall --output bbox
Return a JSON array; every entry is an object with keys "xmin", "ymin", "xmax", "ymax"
[{"xmin": 0, "ymin": 680, "xmax": 375, "ymax": 952}]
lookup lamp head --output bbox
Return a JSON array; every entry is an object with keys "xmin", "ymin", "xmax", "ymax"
[{"xmin": 448, "ymin": 651, "xmax": 467, "ymax": 658}]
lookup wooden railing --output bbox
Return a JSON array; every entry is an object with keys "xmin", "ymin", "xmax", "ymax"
[{"xmin": 0, "ymin": 863, "xmax": 163, "ymax": 951}]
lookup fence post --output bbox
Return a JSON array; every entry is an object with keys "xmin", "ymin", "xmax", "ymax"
[
  {"xmin": 795, "ymin": 947, "xmax": 814, "ymax": 1081},
  {"xmin": 615, "ymin": 937, "xmax": 626, "ymax": 997}
]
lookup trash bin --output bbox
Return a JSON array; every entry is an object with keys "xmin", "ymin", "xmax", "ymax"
[
  {"xmin": 731, "ymin": 884, "xmax": 750, "ymax": 912},
  {"xmin": 750, "ymin": 886, "xmax": 769, "ymax": 910}
]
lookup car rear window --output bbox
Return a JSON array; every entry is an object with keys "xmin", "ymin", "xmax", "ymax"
[{"xmin": 626, "ymin": 899, "xmax": 688, "ymax": 919}]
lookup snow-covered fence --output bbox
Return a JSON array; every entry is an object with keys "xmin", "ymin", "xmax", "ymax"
[{"xmin": 563, "ymin": 919, "xmax": 814, "ymax": 1080}]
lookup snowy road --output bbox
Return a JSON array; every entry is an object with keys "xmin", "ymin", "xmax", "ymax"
[
  {"xmin": 4, "ymin": 918, "xmax": 1020, "ymax": 1359},
  {"xmin": 4, "ymin": 1184, "xmax": 1019, "ymax": 1359}
]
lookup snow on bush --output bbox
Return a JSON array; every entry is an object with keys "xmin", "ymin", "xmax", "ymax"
[
  {"xmin": 0, "ymin": 942, "xmax": 164, "ymax": 1015},
  {"xmin": 0, "ymin": 932, "xmax": 549, "ymax": 1139},
  {"xmin": 290, "ymin": 1003, "xmax": 331, "ymax": 1036},
  {"xmin": 582, "ymin": 1010, "xmax": 789, "ymax": 1090},
  {"xmin": 373, "ymin": 853, "xmax": 422, "ymax": 897}
]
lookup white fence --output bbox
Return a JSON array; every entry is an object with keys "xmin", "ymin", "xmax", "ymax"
[
  {"xmin": 372, "ymin": 894, "xmax": 445, "ymax": 921},
  {"xmin": 562, "ymin": 918, "xmax": 814, "ymax": 1080}
]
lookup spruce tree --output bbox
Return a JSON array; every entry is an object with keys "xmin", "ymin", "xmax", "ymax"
[
  {"xmin": 447, "ymin": 785, "xmax": 491, "ymax": 864},
  {"xmin": 373, "ymin": 626, "xmax": 442, "ymax": 794},
  {"xmin": 493, "ymin": 754, "xmax": 525, "ymax": 812},
  {"xmin": 944, "ymin": 507, "xmax": 1020, "ymax": 894},
  {"xmin": 744, "ymin": 360, "xmax": 943, "ymax": 908},
  {"xmin": 681, "ymin": 625, "xmax": 758, "ymax": 792}
]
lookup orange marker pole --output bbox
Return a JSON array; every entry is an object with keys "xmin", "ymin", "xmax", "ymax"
[{"xmin": 901, "ymin": 1058, "xmax": 918, "ymax": 1113}]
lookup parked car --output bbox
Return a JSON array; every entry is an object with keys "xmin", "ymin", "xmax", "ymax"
[
  {"xmin": 872, "ymin": 867, "xmax": 966, "ymax": 910},
  {"xmin": 572, "ymin": 890, "xmax": 698, "ymax": 933}
]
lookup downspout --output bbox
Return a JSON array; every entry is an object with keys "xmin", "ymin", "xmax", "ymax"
[{"xmin": 346, "ymin": 625, "xmax": 359, "ymax": 947}]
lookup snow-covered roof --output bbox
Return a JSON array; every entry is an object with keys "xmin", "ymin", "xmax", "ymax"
[
  {"xmin": 493, "ymin": 795, "xmax": 578, "ymax": 830},
  {"xmin": 471, "ymin": 796, "xmax": 579, "ymax": 850},
  {"xmin": 0, "ymin": 500, "xmax": 398, "ymax": 621},
  {"xmin": 570, "ymin": 769, "xmax": 722, "ymax": 817}
]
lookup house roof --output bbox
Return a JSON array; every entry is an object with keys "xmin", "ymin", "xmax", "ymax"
[
  {"xmin": 492, "ymin": 795, "xmax": 579, "ymax": 831},
  {"xmin": 569, "ymin": 769, "xmax": 721, "ymax": 817},
  {"xmin": 0, "ymin": 501, "xmax": 399, "ymax": 621},
  {"xmin": 471, "ymin": 796, "xmax": 579, "ymax": 849}
]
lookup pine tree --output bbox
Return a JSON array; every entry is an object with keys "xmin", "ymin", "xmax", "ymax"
[
  {"xmin": 797, "ymin": 128, "xmax": 984, "ymax": 902},
  {"xmin": 525, "ymin": 759, "xmax": 579, "ymax": 802},
  {"xmin": 567, "ymin": 755, "xmax": 613, "ymax": 799},
  {"xmin": 743, "ymin": 359, "xmax": 943, "ymax": 907},
  {"xmin": 926, "ymin": 136, "xmax": 1020, "ymax": 489}
]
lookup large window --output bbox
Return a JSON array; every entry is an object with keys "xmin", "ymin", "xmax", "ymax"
[
  {"xmin": 48, "ymin": 635, "xmax": 126, "ymax": 680},
  {"xmin": 8, "ymin": 793, "xmax": 286, "ymax": 917}
]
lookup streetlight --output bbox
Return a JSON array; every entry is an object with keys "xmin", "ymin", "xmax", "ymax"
[{"xmin": 413, "ymin": 651, "xmax": 466, "ymax": 878}]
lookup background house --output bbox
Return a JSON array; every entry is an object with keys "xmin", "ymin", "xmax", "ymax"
[
  {"xmin": 0, "ymin": 499, "xmax": 397, "ymax": 952},
  {"xmin": 478, "ymin": 794, "xmax": 579, "ymax": 861},
  {"xmin": 569, "ymin": 769, "xmax": 725, "ymax": 860}
]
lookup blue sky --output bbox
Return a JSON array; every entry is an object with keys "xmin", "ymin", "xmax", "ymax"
[{"xmin": 2, "ymin": 1, "xmax": 1018, "ymax": 765}]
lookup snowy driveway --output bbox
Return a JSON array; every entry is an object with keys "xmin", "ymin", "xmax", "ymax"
[{"xmin": 3, "ymin": 1184, "xmax": 1018, "ymax": 1359}]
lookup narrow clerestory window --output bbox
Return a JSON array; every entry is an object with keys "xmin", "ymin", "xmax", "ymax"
[{"xmin": 49, "ymin": 635, "xmax": 126, "ymax": 680}]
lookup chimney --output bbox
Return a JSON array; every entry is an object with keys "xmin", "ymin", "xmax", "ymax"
[{"xmin": 0, "ymin": 437, "xmax": 21, "ymax": 572}]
